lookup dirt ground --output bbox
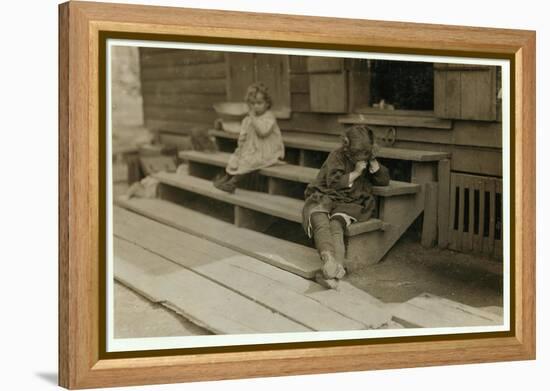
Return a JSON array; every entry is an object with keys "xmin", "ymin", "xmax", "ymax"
[
  {"xmin": 346, "ymin": 231, "xmax": 503, "ymax": 307},
  {"xmin": 114, "ymin": 282, "xmax": 211, "ymax": 338}
]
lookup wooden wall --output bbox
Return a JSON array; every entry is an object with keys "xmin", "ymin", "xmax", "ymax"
[
  {"xmin": 139, "ymin": 48, "xmax": 226, "ymax": 137},
  {"xmin": 139, "ymin": 51, "xmax": 503, "ymax": 178}
]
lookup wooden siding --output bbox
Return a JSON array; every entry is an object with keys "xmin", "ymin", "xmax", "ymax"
[
  {"xmin": 140, "ymin": 51, "xmax": 503, "ymax": 178},
  {"xmin": 139, "ymin": 48, "xmax": 226, "ymax": 135}
]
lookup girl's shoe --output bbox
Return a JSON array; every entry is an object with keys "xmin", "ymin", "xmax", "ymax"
[
  {"xmin": 320, "ymin": 251, "xmax": 346, "ymax": 280},
  {"xmin": 315, "ymin": 271, "xmax": 339, "ymax": 290},
  {"xmin": 213, "ymin": 174, "xmax": 237, "ymax": 193}
]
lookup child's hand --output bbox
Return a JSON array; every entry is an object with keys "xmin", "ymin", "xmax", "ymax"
[{"xmin": 354, "ymin": 161, "xmax": 367, "ymax": 173}]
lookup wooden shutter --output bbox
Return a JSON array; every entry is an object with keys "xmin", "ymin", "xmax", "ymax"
[
  {"xmin": 307, "ymin": 57, "xmax": 348, "ymax": 113},
  {"xmin": 255, "ymin": 54, "xmax": 291, "ymax": 111},
  {"xmin": 225, "ymin": 53, "xmax": 291, "ymax": 111},
  {"xmin": 434, "ymin": 64, "xmax": 498, "ymax": 121},
  {"xmin": 225, "ymin": 53, "xmax": 255, "ymax": 101}
]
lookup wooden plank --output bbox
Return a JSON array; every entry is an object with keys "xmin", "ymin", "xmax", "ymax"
[
  {"xmin": 434, "ymin": 67, "xmax": 462, "ymax": 119},
  {"xmin": 141, "ymin": 62, "xmax": 226, "ymax": 81},
  {"xmin": 291, "ymin": 92, "xmax": 311, "ymax": 112},
  {"xmin": 142, "ymin": 78, "xmax": 227, "ymax": 95},
  {"xmin": 309, "ymin": 73, "xmax": 348, "ymax": 113},
  {"xmin": 179, "ymin": 150, "xmax": 421, "ymax": 196},
  {"xmin": 469, "ymin": 179, "xmax": 480, "ymax": 252},
  {"xmin": 278, "ymin": 112, "xmax": 344, "ymax": 135},
  {"xmin": 348, "ymin": 68, "xmax": 371, "ymax": 113},
  {"xmin": 456, "ymin": 175, "xmax": 465, "ymax": 252},
  {"xmin": 142, "ymin": 92, "xmax": 226, "ymax": 110},
  {"xmin": 290, "ymin": 74, "xmax": 309, "ymax": 93},
  {"xmin": 140, "ymin": 49, "xmax": 224, "ymax": 68},
  {"xmin": 114, "ymin": 237, "xmax": 309, "ymax": 334},
  {"xmin": 289, "ymin": 55, "xmax": 308, "ymax": 73},
  {"xmin": 225, "ymin": 53, "xmax": 255, "ymax": 101},
  {"xmin": 143, "ymin": 106, "xmax": 218, "ymax": 123},
  {"xmin": 144, "ymin": 119, "xmax": 209, "ymax": 134},
  {"xmin": 460, "ymin": 68, "xmax": 497, "ymax": 121},
  {"xmin": 115, "ymin": 198, "xmax": 321, "ymax": 278},
  {"xmin": 485, "ymin": 180, "xmax": 496, "ymax": 254},
  {"xmin": 255, "ymin": 54, "xmax": 291, "ymax": 110},
  {"xmin": 474, "ymin": 178, "xmax": 486, "ymax": 253},
  {"xmin": 209, "ymin": 130, "xmax": 451, "ymax": 161},
  {"xmin": 152, "ymin": 171, "xmax": 383, "ymax": 236},
  {"xmin": 114, "ymin": 209, "xmax": 367, "ymax": 331},
  {"xmin": 338, "ymin": 113, "xmax": 452, "ymax": 130},
  {"xmin": 433, "ymin": 65, "xmax": 447, "ymax": 118},
  {"xmin": 437, "ymin": 159, "xmax": 450, "ymax": 248},
  {"xmin": 448, "ymin": 174, "xmax": 458, "ymax": 250},
  {"xmin": 306, "ymin": 57, "xmax": 344, "ymax": 73},
  {"xmin": 452, "ymin": 121, "xmax": 502, "ymax": 149},
  {"xmin": 154, "ymin": 171, "xmax": 304, "ymax": 223},
  {"xmin": 218, "ymin": 254, "xmax": 391, "ymax": 328},
  {"xmin": 234, "ymin": 206, "xmax": 276, "ymax": 232},
  {"xmin": 392, "ymin": 141, "xmax": 501, "ymax": 176},
  {"xmin": 464, "ymin": 179, "xmax": 475, "ymax": 252},
  {"xmin": 421, "ymin": 182, "xmax": 438, "ymax": 248},
  {"xmin": 494, "ymin": 179, "xmax": 503, "ymax": 259},
  {"xmin": 391, "ymin": 293, "xmax": 503, "ymax": 328}
]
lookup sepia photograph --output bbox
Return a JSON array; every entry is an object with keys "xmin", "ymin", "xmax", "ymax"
[{"xmin": 107, "ymin": 40, "xmax": 509, "ymax": 351}]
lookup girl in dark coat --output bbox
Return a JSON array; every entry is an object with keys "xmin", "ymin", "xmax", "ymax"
[{"xmin": 302, "ymin": 125, "xmax": 390, "ymax": 288}]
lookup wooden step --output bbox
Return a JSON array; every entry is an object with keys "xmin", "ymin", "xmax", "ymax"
[
  {"xmin": 114, "ymin": 237, "xmax": 309, "ymax": 334},
  {"xmin": 114, "ymin": 207, "xmax": 392, "ymax": 330},
  {"xmin": 116, "ymin": 197, "xmax": 321, "ymax": 278},
  {"xmin": 179, "ymin": 150, "xmax": 421, "ymax": 197},
  {"xmin": 152, "ymin": 171, "xmax": 384, "ymax": 236},
  {"xmin": 209, "ymin": 129, "xmax": 451, "ymax": 162}
]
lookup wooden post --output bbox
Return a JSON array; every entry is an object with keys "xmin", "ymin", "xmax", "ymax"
[
  {"xmin": 437, "ymin": 159, "xmax": 451, "ymax": 248},
  {"xmin": 234, "ymin": 206, "xmax": 275, "ymax": 233},
  {"xmin": 421, "ymin": 182, "xmax": 438, "ymax": 248}
]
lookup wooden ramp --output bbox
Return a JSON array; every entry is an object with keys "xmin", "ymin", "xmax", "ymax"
[
  {"xmin": 116, "ymin": 197, "xmax": 321, "ymax": 278},
  {"xmin": 390, "ymin": 293, "xmax": 503, "ymax": 328},
  {"xmin": 114, "ymin": 207, "xmax": 393, "ymax": 332}
]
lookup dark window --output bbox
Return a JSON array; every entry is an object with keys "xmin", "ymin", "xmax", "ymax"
[{"xmin": 370, "ymin": 60, "xmax": 434, "ymax": 110}]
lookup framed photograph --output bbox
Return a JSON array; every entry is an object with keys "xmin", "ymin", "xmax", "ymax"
[{"xmin": 59, "ymin": 1, "xmax": 536, "ymax": 389}]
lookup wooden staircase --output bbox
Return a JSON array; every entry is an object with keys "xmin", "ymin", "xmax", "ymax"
[{"xmin": 117, "ymin": 129, "xmax": 450, "ymax": 272}]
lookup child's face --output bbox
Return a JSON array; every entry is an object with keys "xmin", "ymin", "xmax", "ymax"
[{"xmin": 249, "ymin": 93, "xmax": 268, "ymax": 116}]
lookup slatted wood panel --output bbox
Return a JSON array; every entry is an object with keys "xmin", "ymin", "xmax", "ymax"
[
  {"xmin": 434, "ymin": 64, "xmax": 498, "ymax": 121},
  {"xmin": 139, "ymin": 48, "xmax": 226, "ymax": 135},
  {"xmin": 448, "ymin": 173, "xmax": 503, "ymax": 258}
]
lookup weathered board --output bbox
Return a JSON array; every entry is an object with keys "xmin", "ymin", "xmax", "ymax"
[
  {"xmin": 434, "ymin": 64, "xmax": 497, "ymax": 121},
  {"xmin": 114, "ymin": 208, "xmax": 377, "ymax": 331},
  {"xmin": 309, "ymin": 73, "xmax": 348, "ymax": 113},
  {"xmin": 115, "ymin": 198, "xmax": 321, "ymax": 278},
  {"xmin": 390, "ymin": 292, "xmax": 503, "ymax": 328},
  {"xmin": 114, "ymin": 237, "xmax": 309, "ymax": 334}
]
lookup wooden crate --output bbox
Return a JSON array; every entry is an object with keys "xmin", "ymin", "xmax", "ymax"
[{"xmin": 448, "ymin": 173, "xmax": 502, "ymax": 258}]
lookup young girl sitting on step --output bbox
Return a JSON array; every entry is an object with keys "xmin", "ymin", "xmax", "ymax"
[
  {"xmin": 214, "ymin": 83, "xmax": 285, "ymax": 193},
  {"xmin": 302, "ymin": 125, "xmax": 390, "ymax": 289}
]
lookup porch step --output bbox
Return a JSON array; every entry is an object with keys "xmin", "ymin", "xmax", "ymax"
[
  {"xmin": 115, "ymin": 197, "xmax": 321, "ymax": 278},
  {"xmin": 209, "ymin": 129, "xmax": 451, "ymax": 162},
  {"xmin": 152, "ymin": 171, "xmax": 385, "ymax": 236},
  {"xmin": 179, "ymin": 150, "xmax": 421, "ymax": 197}
]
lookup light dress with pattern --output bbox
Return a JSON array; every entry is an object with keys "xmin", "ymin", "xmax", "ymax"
[{"xmin": 226, "ymin": 110, "xmax": 285, "ymax": 175}]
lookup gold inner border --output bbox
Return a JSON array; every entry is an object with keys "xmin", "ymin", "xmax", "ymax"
[{"xmin": 97, "ymin": 30, "xmax": 516, "ymax": 360}]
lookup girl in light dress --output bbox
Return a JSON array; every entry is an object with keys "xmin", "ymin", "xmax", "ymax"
[{"xmin": 214, "ymin": 83, "xmax": 285, "ymax": 193}]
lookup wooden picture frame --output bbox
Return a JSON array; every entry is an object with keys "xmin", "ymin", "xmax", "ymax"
[{"xmin": 59, "ymin": 1, "xmax": 536, "ymax": 389}]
